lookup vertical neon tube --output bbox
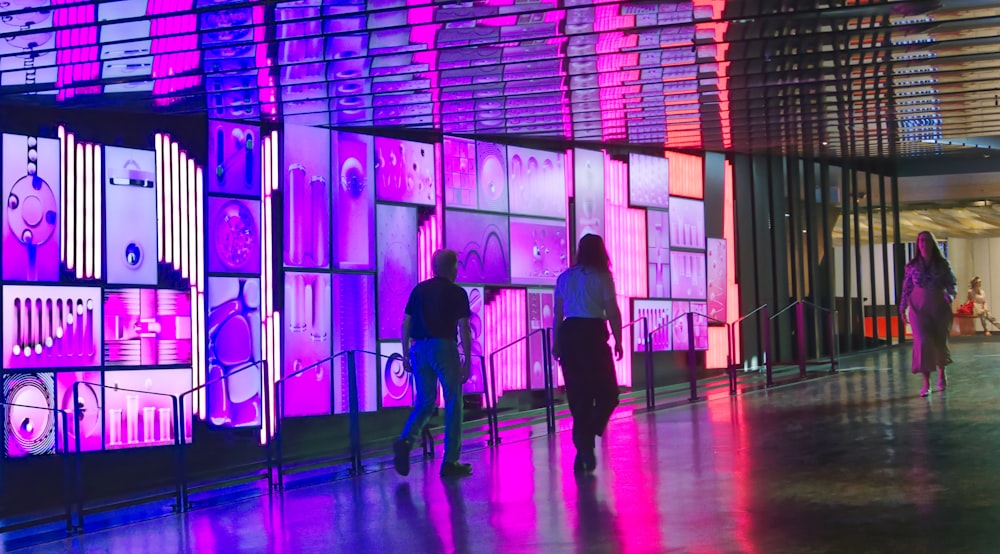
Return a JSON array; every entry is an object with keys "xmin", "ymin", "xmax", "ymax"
[
  {"xmin": 65, "ymin": 133, "xmax": 76, "ymax": 271},
  {"xmin": 163, "ymin": 137, "xmax": 173, "ymax": 266},
  {"xmin": 187, "ymin": 159, "xmax": 196, "ymax": 285},
  {"xmin": 94, "ymin": 145, "xmax": 103, "ymax": 280},
  {"xmin": 195, "ymin": 168, "xmax": 206, "ymax": 416},
  {"xmin": 58, "ymin": 126, "xmax": 66, "ymax": 264},
  {"xmin": 75, "ymin": 143, "xmax": 85, "ymax": 280},
  {"xmin": 171, "ymin": 142, "xmax": 181, "ymax": 270},
  {"xmin": 155, "ymin": 134, "xmax": 164, "ymax": 263},
  {"xmin": 179, "ymin": 152, "xmax": 189, "ymax": 280},
  {"xmin": 84, "ymin": 144, "xmax": 94, "ymax": 279}
]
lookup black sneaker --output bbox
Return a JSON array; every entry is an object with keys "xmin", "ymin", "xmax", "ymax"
[
  {"xmin": 393, "ymin": 439, "xmax": 412, "ymax": 476},
  {"xmin": 440, "ymin": 461, "xmax": 473, "ymax": 478}
]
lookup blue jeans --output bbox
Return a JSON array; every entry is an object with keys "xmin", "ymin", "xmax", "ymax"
[{"xmin": 399, "ymin": 339, "xmax": 464, "ymax": 463}]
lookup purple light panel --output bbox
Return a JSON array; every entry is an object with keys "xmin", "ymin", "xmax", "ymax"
[
  {"xmin": 282, "ymin": 272, "xmax": 331, "ymax": 417},
  {"xmin": 573, "ymin": 148, "xmax": 605, "ymax": 241},
  {"xmin": 332, "ymin": 132, "xmax": 375, "ymax": 271},
  {"xmin": 477, "ymin": 141, "xmax": 509, "ymax": 213},
  {"xmin": 527, "ymin": 289, "xmax": 554, "ymax": 390},
  {"xmin": 379, "ymin": 341, "xmax": 412, "ymax": 408},
  {"xmin": 2, "ymin": 134, "xmax": 61, "ymax": 282},
  {"xmin": 628, "ymin": 153, "xmax": 670, "ymax": 209},
  {"xmin": 509, "ymin": 217, "xmax": 569, "ymax": 286},
  {"xmin": 507, "ymin": 146, "xmax": 565, "ymax": 218},
  {"xmin": 647, "ymin": 209, "xmax": 671, "ymax": 299},
  {"xmin": 446, "ymin": 210, "xmax": 510, "ymax": 285},
  {"xmin": 208, "ymin": 120, "xmax": 261, "ymax": 196},
  {"xmin": 104, "ymin": 146, "xmax": 158, "ymax": 285},
  {"xmin": 443, "ymin": 137, "xmax": 478, "ymax": 210},
  {"xmin": 671, "ymin": 301, "xmax": 709, "ymax": 351},
  {"xmin": 4, "ymin": 373, "xmax": 55, "ymax": 457},
  {"xmin": 3, "ymin": 285, "xmax": 102, "ymax": 369},
  {"xmin": 670, "ymin": 251, "xmax": 707, "ymax": 300},
  {"xmin": 104, "ymin": 289, "xmax": 192, "ymax": 366},
  {"xmin": 208, "ymin": 196, "xmax": 262, "ymax": 275},
  {"xmin": 463, "ymin": 286, "xmax": 485, "ymax": 394},
  {"xmin": 56, "ymin": 370, "xmax": 102, "ymax": 453},
  {"xmin": 633, "ymin": 299, "xmax": 672, "ymax": 352},
  {"xmin": 284, "ymin": 124, "xmax": 330, "ymax": 269},
  {"xmin": 103, "ymin": 368, "xmax": 193, "ymax": 450},
  {"xmin": 374, "ymin": 137, "xmax": 436, "ymax": 206},
  {"xmin": 669, "ymin": 197, "xmax": 706, "ymax": 250},
  {"xmin": 376, "ymin": 204, "xmax": 418, "ymax": 340},
  {"xmin": 332, "ymin": 273, "xmax": 377, "ymax": 414},
  {"xmin": 206, "ymin": 277, "xmax": 262, "ymax": 428},
  {"xmin": 692, "ymin": 301, "xmax": 709, "ymax": 350},
  {"xmin": 707, "ymin": 238, "xmax": 727, "ymax": 322}
]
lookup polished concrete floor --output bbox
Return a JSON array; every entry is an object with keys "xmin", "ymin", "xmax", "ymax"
[{"xmin": 13, "ymin": 340, "xmax": 1000, "ymax": 553}]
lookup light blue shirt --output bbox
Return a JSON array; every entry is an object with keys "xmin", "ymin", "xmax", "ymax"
[{"xmin": 555, "ymin": 265, "xmax": 617, "ymax": 319}]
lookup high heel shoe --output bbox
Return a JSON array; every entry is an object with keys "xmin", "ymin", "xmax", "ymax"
[
  {"xmin": 919, "ymin": 386, "xmax": 930, "ymax": 397},
  {"xmin": 938, "ymin": 378, "xmax": 946, "ymax": 392}
]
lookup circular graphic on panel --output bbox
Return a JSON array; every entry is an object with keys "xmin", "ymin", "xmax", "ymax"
[
  {"xmin": 7, "ymin": 174, "xmax": 57, "ymax": 247},
  {"xmin": 213, "ymin": 200, "xmax": 258, "ymax": 270},
  {"xmin": 1, "ymin": 1, "xmax": 52, "ymax": 29},
  {"xmin": 341, "ymin": 157, "xmax": 366, "ymax": 198},
  {"xmin": 60, "ymin": 381, "xmax": 101, "ymax": 443},
  {"xmin": 383, "ymin": 353, "xmax": 409, "ymax": 401},
  {"xmin": 480, "ymin": 155, "xmax": 504, "ymax": 202},
  {"xmin": 4, "ymin": 373, "xmax": 55, "ymax": 456}
]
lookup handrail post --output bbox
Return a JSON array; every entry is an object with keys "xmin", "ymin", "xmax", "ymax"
[
  {"xmin": 763, "ymin": 305, "xmax": 773, "ymax": 387},
  {"xmin": 275, "ymin": 379, "xmax": 285, "ymax": 491},
  {"xmin": 59, "ymin": 410, "xmax": 72, "ymax": 533},
  {"xmin": 643, "ymin": 318, "xmax": 654, "ymax": 410},
  {"xmin": 687, "ymin": 312, "xmax": 698, "ymax": 402},
  {"xmin": 476, "ymin": 355, "xmax": 490, "ymax": 447},
  {"xmin": 488, "ymin": 354, "xmax": 500, "ymax": 446},
  {"xmin": 727, "ymin": 322, "xmax": 736, "ymax": 396},
  {"xmin": 262, "ymin": 361, "xmax": 274, "ymax": 493},
  {"xmin": 542, "ymin": 327, "xmax": 555, "ymax": 434},
  {"xmin": 177, "ymin": 395, "xmax": 188, "ymax": 512},
  {"xmin": 73, "ymin": 384, "xmax": 85, "ymax": 530},
  {"xmin": 796, "ymin": 301, "xmax": 807, "ymax": 379},
  {"xmin": 346, "ymin": 350, "xmax": 362, "ymax": 475},
  {"xmin": 829, "ymin": 309, "xmax": 839, "ymax": 373}
]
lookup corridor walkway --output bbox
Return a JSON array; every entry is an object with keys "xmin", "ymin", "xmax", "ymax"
[{"xmin": 13, "ymin": 340, "xmax": 1000, "ymax": 553}]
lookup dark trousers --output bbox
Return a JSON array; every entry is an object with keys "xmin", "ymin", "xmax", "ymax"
[{"xmin": 557, "ymin": 318, "xmax": 620, "ymax": 452}]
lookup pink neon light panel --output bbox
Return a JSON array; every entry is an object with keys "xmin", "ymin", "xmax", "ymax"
[
  {"xmin": 332, "ymin": 132, "xmax": 375, "ymax": 271},
  {"xmin": 282, "ymin": 272, "xmax": 332, "ymax": 418},
  {"xmin": 628, "ymin": 153, "xmax": 670, "ymax": 209},
  {"xmin": 2, "ymin": 134, "xmax": 61, "ymax": 282},
  {"xmin": 104, "ymin": 289, "xmax": 193, "ymax": 366},
  {"xmin": 374, "ymin": 137, "xmax": 435, "ymax": 206},
  {"xmin": 56, "ymin": 371, "xmax": 102, "ymax": 453},
  {"xmin": 103, "ymin": 368, "xmax": 194, "ymax": 450},
  {"xmin": 706, "ymin": 238, "xmax": 727, "ymax": 322}
]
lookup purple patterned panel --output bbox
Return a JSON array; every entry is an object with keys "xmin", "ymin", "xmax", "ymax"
[
  {"xmin": 374, "ymin": 137, "xmax": 436, "ymax": 206},
  {"xmin": 104, "ymin": 146, "xmax": 158, "ymax": 285},
  {"xmin": 4, "ymin": 373, "xmax": 55, "ymax": 457},
  {"xmin": 633, "ymin": 299, "xmax": 672, "ymax": 352},
  {"xmin": 573, "ymin": 148, "xmax": 605, "ymax": 241},
  {"xmin": 56, "ymin": 371, "xmax": 102, "ymax": 453},
  {"xmin": 672, "ymin": 300, "xmax": 691, "ymax": 351},
  {"xmin": 3, "ymin": 285, "xmax": 102, "ymax": 369},
  {"xmin": 691, "ymin": 302, "xmax": 709, "ymax": 351},
  {"xmin": 376, "ymin": 204, "xmax": 418, "ymax": 340},
  {"xmin": 507, "ymin": 146, "xmax": 566, "ymax": 218},
  {"xmin": 446, "ymin": 210, "xmax": 510, "ymax": 285},
  {"xmin": 284, "ymin": 124, "xmax": 331, "ymax": 269},
  {"xmin": 707, "ymin": 238, "xmax": 727, "ymax": 322},
  {"xmin": 282, "ymin": 273, "xmax": 332, "ymax": 418},
  {"xmin": 2, "ymin": 134, "xmax": 60, "ymax": 282},
  {"xmin": 476, "ymin": 141, "xmax": 508, "ymax": 213},
  {"xmin": 509, "ymin": 217, "xmax": 569, "ymax": 286},
  {"xmin": 206, "ymin": 277, "xmax": 262, "ymax": 428},
  {"xmin": 103, "ymin": 368, "xmax": 193, "ymax": 450},
  {"xmin": 443, "ymin": 137, "xmax": 478, "ymax": 209},
  {"xmin": 647, "ymin": 209, "xmax": 670, "ymax": 298},
  {"xmin": 463, "ymin": 286, "xmax": 485, "ymax": 394},
  {"xmin": 527, "ymin": 289, "xmax": 554, "ymax": 390},
  {"xmin": 104, "ymin": 289, "xmax": 192, "ymax": 366},
  {"xmin": 208, "ymin": 197, "xmax": 262, "ymax": 275},
  {"xmin": 669, "ymin": 197, "xmax": 706, "ymax": 250},
  {"xmin": 332, "ymin": 273, "xmax": 377, "ymax": 414},
  {"xmin": 379, "ymin": 341, "xmax": 412, "ymax": 408},
  {"xmin": 332, "ymin": 132, "xmax": 375, "ymax": 270},
  {"xmin": 208, "ymin": 120, "xmax": 262, "ymax": 196},
  {"xmin": 670, "ymin": 251, "xmax": 707, "ymax": 300},
  {"xmin": 628, "ymin": 153, "xmax": 670, "ymax": 209}
]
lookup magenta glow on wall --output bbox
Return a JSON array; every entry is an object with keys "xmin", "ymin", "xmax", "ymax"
[
  {"xmin": 283, "ymin": 124, "xmax": 331, "ymax": 269},
  {"xmin": 282, "ymin": 272, "xmax": 332, "ymax": 417},
  {"xmin": 374, "ymin": 137, "xmax": 436, "ymax": 206},
  {"xmin": 332, "ymin": 132, "xmax": 375, "ymax": 271},
  {"xmin": 103, "ymin": 368, "xmax": 193, "ymax": 450},
  {"xmin": 2, "ymin": 134, "xmax": 61, "ymax": 282},
  {"xmin": 104, "ymin": 289, "xmax": 193, "ymax": 366},
  {"xmin": 509, "ymin": 217, "xmax": 568, "ymax": 286},
  {"xmin": 3, "ymin": 285, "xmax": 102, "ymax": 370},
  {"xmin": 446, "ymin": 210, "xmax": 510, "ymax": 285}
]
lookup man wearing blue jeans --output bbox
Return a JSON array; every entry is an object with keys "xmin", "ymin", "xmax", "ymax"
[{"xmin": 393, "ymin": 249, "xmax": 473, "ymax": 478}]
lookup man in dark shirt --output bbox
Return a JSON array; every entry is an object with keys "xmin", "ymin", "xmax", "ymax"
[{"xmin": 393, "ymin": 249, "xmax": 473, "ymax": 478}]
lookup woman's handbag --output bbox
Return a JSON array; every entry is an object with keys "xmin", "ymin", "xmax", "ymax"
[{"xmin": 957, "ymin": 300, "xmax": 974, "ymax": 316}]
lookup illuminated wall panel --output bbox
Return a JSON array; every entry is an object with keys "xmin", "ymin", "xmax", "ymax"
[{"xmin": 666, "ymin": 151, "xmax": 705, "ymax": 199}]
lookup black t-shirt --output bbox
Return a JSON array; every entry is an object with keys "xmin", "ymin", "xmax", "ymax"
[{"xmin": 405, "ymin": 277, "xmax": 471, "ymax": 341}]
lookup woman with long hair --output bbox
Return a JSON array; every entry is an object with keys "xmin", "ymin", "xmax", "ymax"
[
  {"xmin": 899, "ymin": 231, "xmax": 957, "ymax": 396},
  {"xmin": 967, "ymin": 276, "xmax": 1000, "ymax": 335},
  {"xmin": 553, "ymin": 234, "xmax": 623, "ymax": 473}
]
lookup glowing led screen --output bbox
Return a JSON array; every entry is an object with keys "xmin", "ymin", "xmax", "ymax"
[
  {"xmin": 103, "ymin": 368, "xmax": 194, "ymax": 450},
  {"xmin": 647, "ymin": 209, "xmax": 670, "ymax": 299},
  {"xmin": 208, "ymin": 196, "xmax": 261, "ymax": 275},
  {"xmin": 443, "ymin": 137, "xmax": 477, "ymax": 210},
  {"xmin": 56, "ymin": 371, "xmax": 102, "ymax": 453},
  {"xmin": 206, "ymin": 277, "xmax": 262, "ymax": 428},
  {"xmin": 527, "ymin": 289, "xmax": 554, "ymax": 390},
  {"xmin": 4, "ymin": 373, "xmax": 55, "ymax": 457},
  {"xmin": 669, "ymin": 197, "xmax": 706, "ymax": 250},
  {"xmin": 446, "ymin": 210, "xmax": 510, "ymax": 285},
  {"xmin": 376, "ymin": 204, "xmax": 418, "ymax": 341},
  {"xmin": 104, "ymin": 289, "xmax": 193, "ymax": 366},
  {"xmin": 573, "ymin": 148, "xmax": 605, "ymax": 241},
  {"xmin": 509, "ymin": 217, "xmax": 568, "ymax": 286},
  {"xmin": 507, "ymin": 146, "xmax": 565, "ymax": 218},
  {"xmin": 3, "ymin": 285, "xmax": 102, "ymax": 369},
  {"xmin": 284, "ymin": 124, "xmax": 331, "ymax": 269},
  {"xmin": 633, "ymin": 299, "xmax": 672, "ymax": 352},
  {"xmin": 379, "ymin": 341, "xmax": 412, "ymax": 409},
  {"xmin": 670, "ymin": 251, "xmax": 707, "ymax": 301},
  {"xmin": 629, "ymin": 153, "xmax": 670, "ymax": 209},
  {"xmin": 671, "ymin": 301, "xmax": 709, "ymax": 351},
  {"xmin": 2, "ymin": 134, "xmax": 61, "ymax": 282},
  {"xmin": 208, "ymin": 120, "xmax": 261, "ymax": 196},
  {"xmin": 332, "ymin": 273, "xmax": 377, "ymax": 414},
  {"xmin": 332, "ymin": 132, "xmax": 375, "ymax": 271},
  {"xmin": 707, "ymin": 238, "xmax": 727, "ymax": 322},
  {"xmin": 464, "ymin": 286, "xmax": 486, "ymax": 395},
  {"xmin": 282, "ymin": 272, "xmax": 331, "ymax": 418},
  {"xmin": 374, "ymin": 137, "xmax": 435, "ymax": 206},
  {"xmin": 477, "ymin": 141, "xmax": 509, "ymax": 213},
  {"xmin": 104, "ymin": 146, "xmax": 157, "ymax": 285}
]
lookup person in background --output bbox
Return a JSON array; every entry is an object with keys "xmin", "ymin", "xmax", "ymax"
[
  {"xmin": 553, "ymin": 234, "xmax": 623, "ymax": 474},
  {"xmin": 967, "ymin": 276, "xmax": 1000, "ymax": 336},
  {"xmin": 393, "ymin": 249, "xmax": 473, "ymax": 478},
  {"xmin": 899, "ymin": 231, "xmax": 957, "ymax": 397}
]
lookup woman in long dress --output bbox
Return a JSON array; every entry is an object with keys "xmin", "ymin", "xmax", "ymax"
[
  {"xmin": 899, "ymin": 231, "xmax": 957, "ymax": 397},
  {"xmin": 967, "ymin": 276, "xmax": 1000, "ymax": 335}
]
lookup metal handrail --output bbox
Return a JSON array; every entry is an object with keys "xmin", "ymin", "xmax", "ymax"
[
  {"xmin": 71, "ymin": 380, "xmax": 182, "ymax": 529},
  {"xmin": 0, "ymin": 402, "xmax": 73, "ymax": 533},
  {"xmin": 729, "ymin": 304, "xmax": 772, "ymax": 388},
  {"xmin": 487, "ymin": 328, "xmax": 552, "ymax": 442},
  {"xmin": 176, "ymin": 359, "xmax": 270, "ymax": 512},
  {"xmin": 624, "ymin": 316, "xmax": 655, "ymax": 409},
  {"xmin": 800, "ymin": 299, "xmax": 834, "ymax": 313},
  {"xmin": 732, "ymin": 304, "xmax": 768, "ymax": 327}
]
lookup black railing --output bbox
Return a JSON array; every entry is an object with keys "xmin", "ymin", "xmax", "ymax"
[
  {"xmin": 770, "ymin": 300, "xmax": 839, "ymax": 377},
  {"xmin": 730, "ymin": 304, "xmax": 771, "ymax": 391},
  {"xmin": 487, "ymin": 328, "xmax": 554, "ymax": 443},
  {"xmin": 623, "ymin": 317, "xmax": 654, "ymax": 409}
]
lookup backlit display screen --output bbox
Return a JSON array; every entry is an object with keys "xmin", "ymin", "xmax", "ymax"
[
  {"xmin": 446, "ymin": 210, "xmax": 510, "ymax": 285},
  {"xmin": 509, "ymin": 217, "xmax": 569, "ymax": 286},
  {"xmin": 374, "ymin": 137, "xmax": 436, "ymax": 206},
  {"xmin": 104, "ymin": 146, "xmax": 158, "ymax": 285}
]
